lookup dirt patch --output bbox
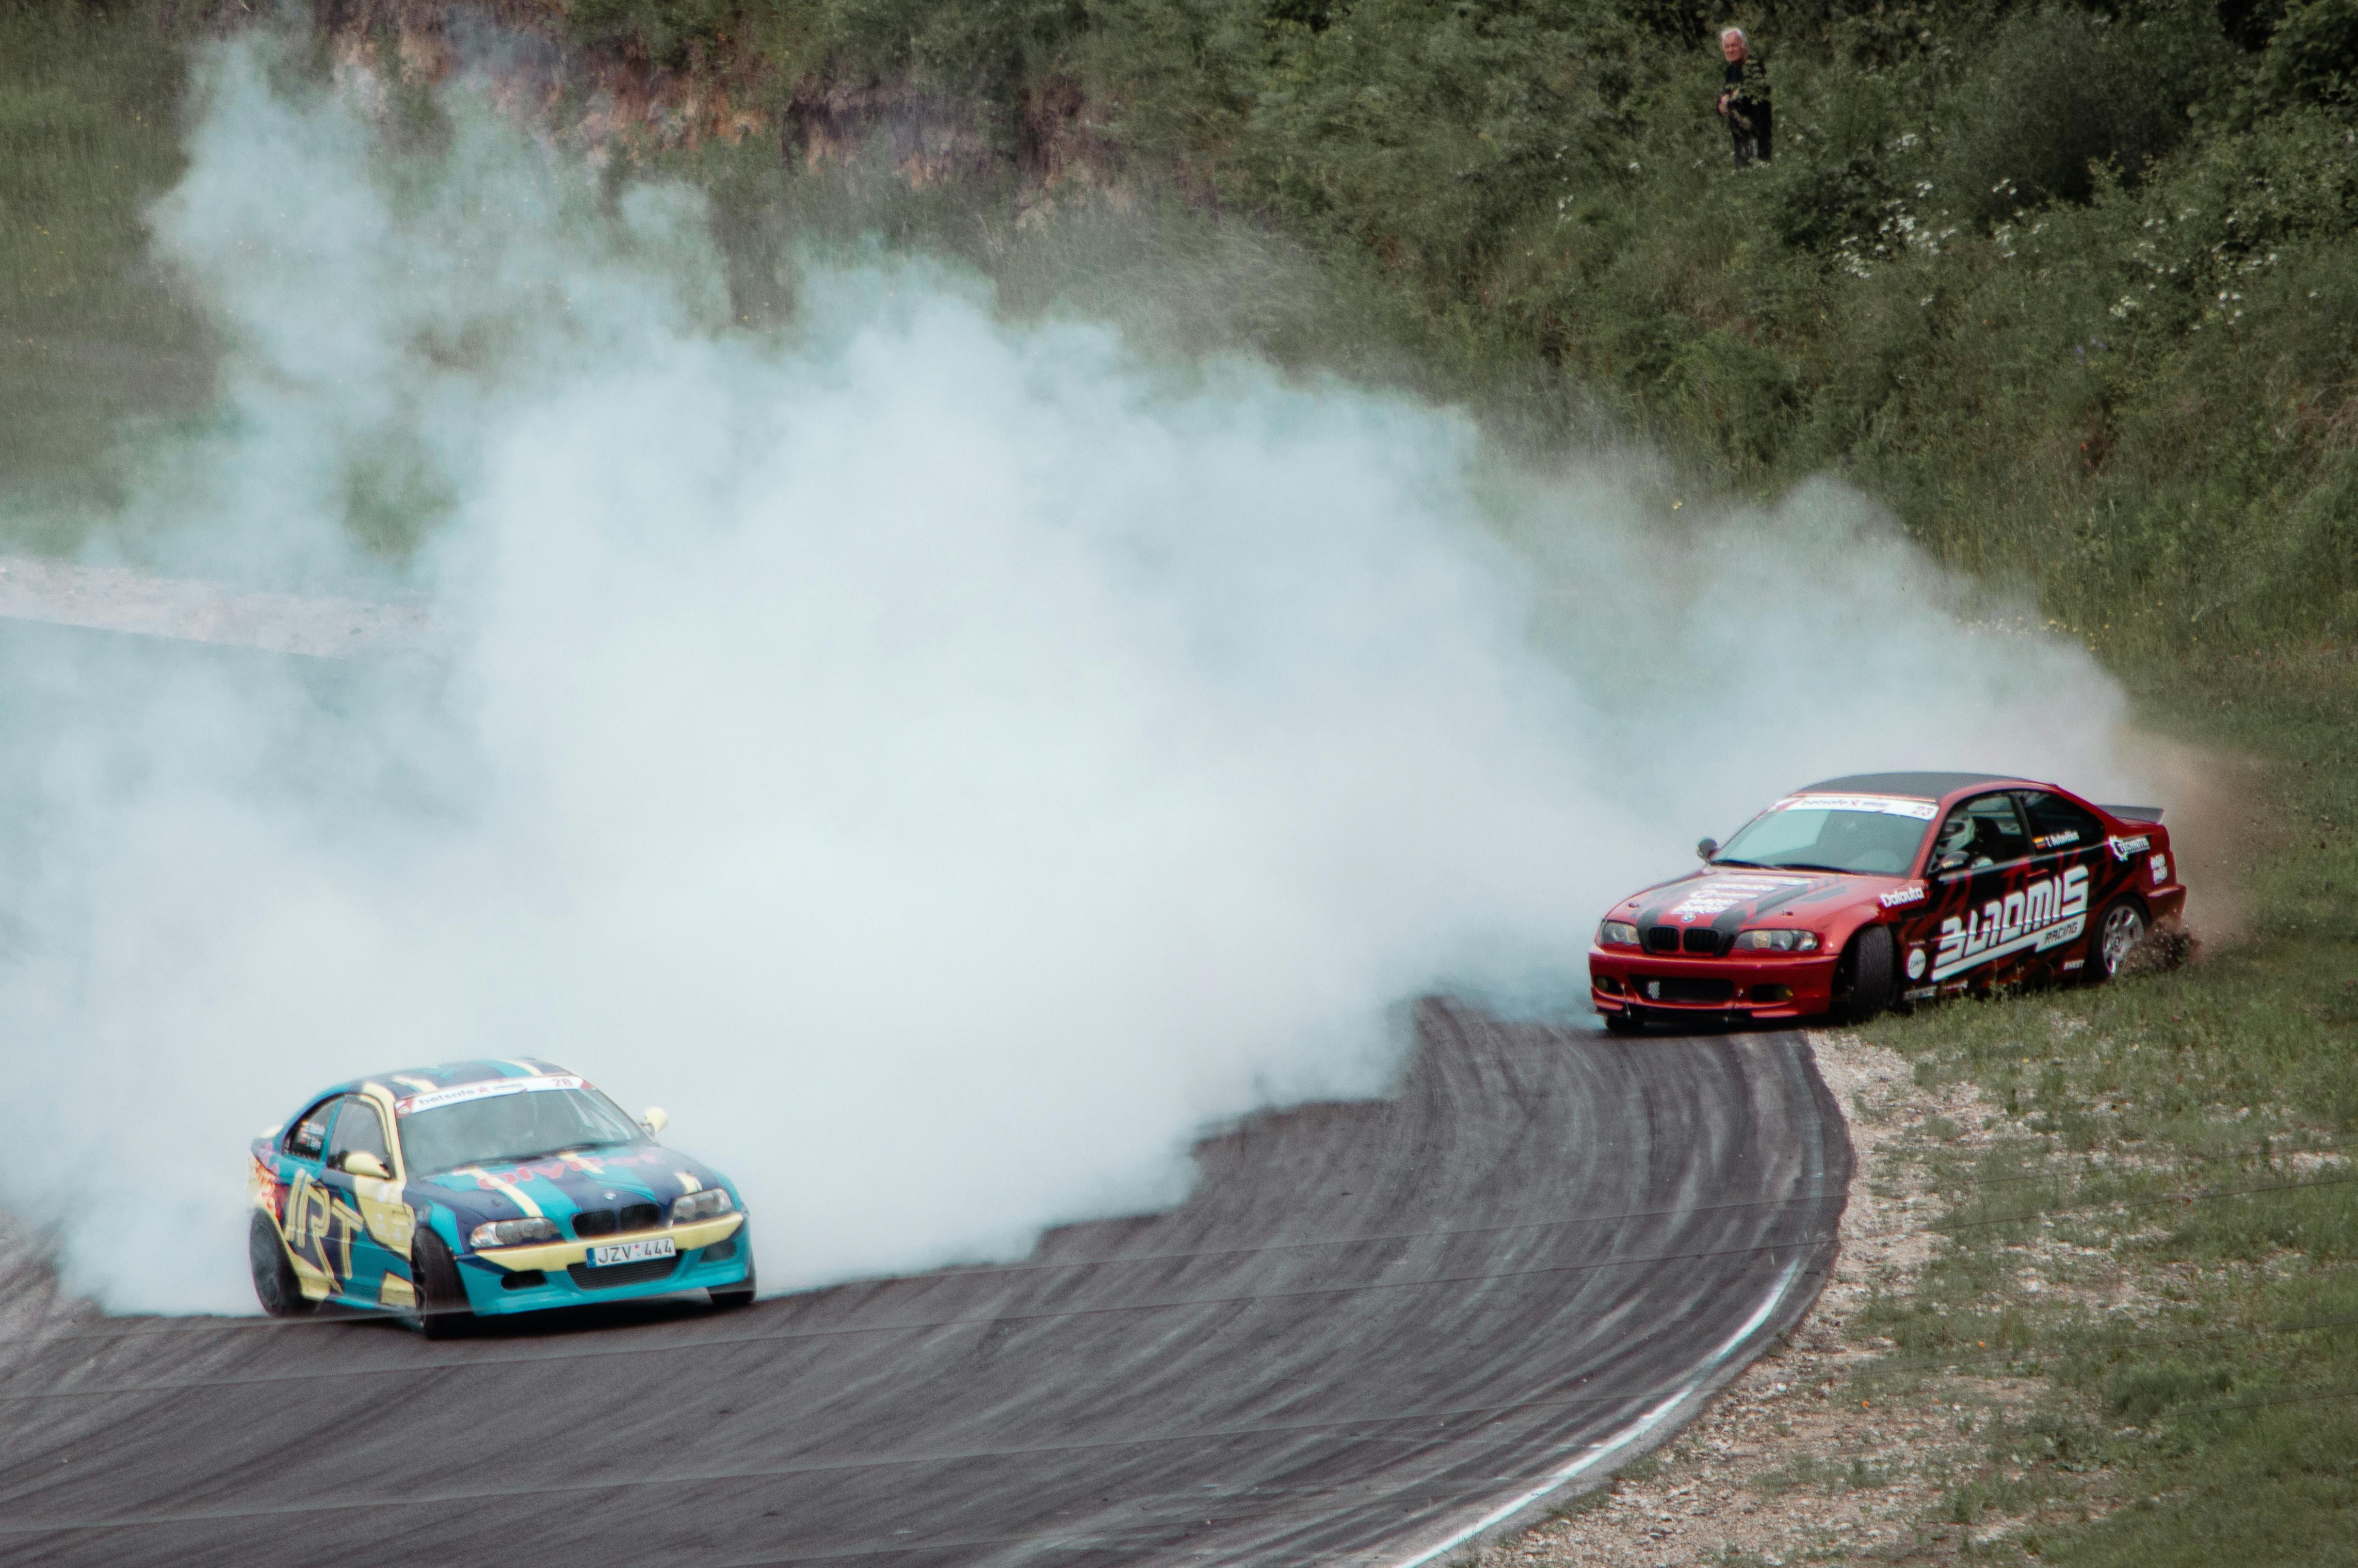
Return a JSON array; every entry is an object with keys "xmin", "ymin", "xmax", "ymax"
[{"xmin": 2109, "ymin": 726, "xmax": 2264, "ymax": 951}]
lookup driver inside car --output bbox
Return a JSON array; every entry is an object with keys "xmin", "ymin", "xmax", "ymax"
[{"xmin": 1935, "ymin": 812, "xmax": 1990, "ymax": 871}]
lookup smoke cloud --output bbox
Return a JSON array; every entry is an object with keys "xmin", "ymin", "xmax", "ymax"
[{"xmin": 0, "ymin": 38, "xmax": 2150, "ymax": 1315}]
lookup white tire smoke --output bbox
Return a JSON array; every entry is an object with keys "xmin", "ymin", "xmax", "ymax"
[{"xmin": 0, "ymin": 37, "xmax": 2146, "ymax": 1315}]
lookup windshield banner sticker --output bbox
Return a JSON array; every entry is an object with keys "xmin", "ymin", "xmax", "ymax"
[
  {"xmin": 394, "ymin": 1074, "xmax": 587, "ymax": 1118},
  {"xmin": 1932, "ymin": 864, "xmax": 2090, "ymax": 981},
  {"xmin": 1773, "ymin": 793, "xmax": 1939, "ymax": 820}
]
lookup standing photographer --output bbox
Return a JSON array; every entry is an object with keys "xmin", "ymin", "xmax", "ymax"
[{"xmin": 1715, "ymin": 27, "xmax": 1772, "ymax": 167}]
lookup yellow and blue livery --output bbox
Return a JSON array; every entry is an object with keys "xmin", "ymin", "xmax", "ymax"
[{"xmin": 247, "ymin": 1058, "xmax": 753, "ymax": 1336}]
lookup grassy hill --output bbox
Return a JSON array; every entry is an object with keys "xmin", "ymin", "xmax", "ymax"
[
  {"xmin": 10, "ymin": 2, "xmax": 2358, "ymax": 654},
  {"xmin": 550, "ymin": 0, "xmax": 2358, "ymax": 658},
  {"xmin": 2, "ymin": 1, "xmax": 2353, "ymax": 1561}
]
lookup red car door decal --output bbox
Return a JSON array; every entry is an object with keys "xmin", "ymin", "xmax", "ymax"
[{"xmin": 1931, "ymin": 861, "xmax": 2090, "ymax": 982}]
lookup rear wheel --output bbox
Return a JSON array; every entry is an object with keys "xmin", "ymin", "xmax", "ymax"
[
  {"xmin": 710, "ymin": 1262, "xmax": 757, "ymax": 1311},
  {"xmin": 410, "ymin": 1228, "xmax": 474, "ymax": 1341},
  {"xmin": 2088, "ymin": 897, "xmax": 2148, "ymax": 983},
  {"xmin": 248, "ymin": 1212, "xmax": 316, "ymax": 1318},
  {"xmin": 1830, "ymin": 925, "xmax": 1896, "ymax": 1025}
]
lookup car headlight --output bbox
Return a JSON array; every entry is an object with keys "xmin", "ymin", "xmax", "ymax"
[
  {"xmin": 673, "ymin": 1189, "xmax": 735, "ymax": 1225},
  {"xmin": 1733, "ymin": 928, "xmax": 1821, "ymax": 953},
  {"xmin": 468, "ymin": 1217, "xmax": 559, "ymax": 1249},
  {"xmin": 1598, "ymin": 920, "xmax": 1640, "ymax": 948}
]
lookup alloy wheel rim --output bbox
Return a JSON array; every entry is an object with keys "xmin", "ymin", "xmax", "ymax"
[{"xmin": 2102, "ymin": 906, "xmax": 2145, "ymax": 973}]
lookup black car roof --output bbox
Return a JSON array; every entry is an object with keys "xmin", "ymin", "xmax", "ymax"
[{"xmin": 1799, "ymin": 771, "xmax": 2029, "ymax": 800}]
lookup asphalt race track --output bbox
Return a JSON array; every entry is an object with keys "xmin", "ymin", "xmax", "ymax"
[{"xmin": 0, "ymin": 1002, "xmax": 1848, "ymax": 1568}]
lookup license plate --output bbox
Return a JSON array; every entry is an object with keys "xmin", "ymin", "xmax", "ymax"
[{"xmin": 589, "ymin": 1237, "xmax": 677, "ymax": 1268}]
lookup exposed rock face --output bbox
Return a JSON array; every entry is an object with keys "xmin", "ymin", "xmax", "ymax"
[{"xmin": 306, "ymin": 0, "xmax": 1121, "ymax": 209}]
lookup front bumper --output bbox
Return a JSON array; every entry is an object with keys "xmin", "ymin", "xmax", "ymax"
[
  {"xmin": 455, "ymin": 1212, "xmax": 753, "ymax": 1316},
  {"xmin": 1588, "ymin": 945, "xmax": 1839, "ymax": 1023}
]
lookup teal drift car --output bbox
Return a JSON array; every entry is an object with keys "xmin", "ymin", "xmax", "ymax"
[{"xmin": 248, "ymin": 1058, "xmax": 754, "ymax": 1336}]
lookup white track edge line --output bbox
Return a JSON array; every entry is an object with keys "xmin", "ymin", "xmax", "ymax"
[{"xmin": 1387, "ymin": 1256, "xmax": 1806, "ymax": 1568}]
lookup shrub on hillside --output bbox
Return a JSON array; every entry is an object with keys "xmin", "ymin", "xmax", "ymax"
[
  {"xmin": 1939, "ymin": 6, "xmax": 2213, "ymax": 222},
  {"xmin": 2256, "ymin": 0, "xmax": 2358, "ymax": 106},
  {"xmin": 564, "ymin": 0, "xmax": 737, "ymax": 67}
]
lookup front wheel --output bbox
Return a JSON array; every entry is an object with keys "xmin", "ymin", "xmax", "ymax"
[
  {"xmin": 248, "ymin": 1212, "xmax": 316, "ymax": 1318},
  {"xmin": 2088, "ymin": 897, "xmax": 2148, "ymax": 983},
  {"xmin": 410, "ymin": 1229, "xmax": 475, "ymax": 1341},
  {"xmin": 710, "ymin": 1262, "xmax": 757, "ymax": 1311},
  {"xmin": 1829, "ymin": 925, "xmax": 1896, "ymax": 1025},
  {"xmin": 1601, "ymin": 1010, "xmax": 1644, "ymax": 1035}
]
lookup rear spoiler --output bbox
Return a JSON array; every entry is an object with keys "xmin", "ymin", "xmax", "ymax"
[{"xmin": 2100, "ymin": 804, "xmax": 2164, "ymax": 824}]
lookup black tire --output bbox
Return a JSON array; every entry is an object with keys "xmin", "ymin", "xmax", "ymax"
[
  {"xmin": 410, "ymin": 1228, "xmax": 474, "ymax": 1340},
  {"xmin": 248, "ymin": 1212, "xmax": 317, "ymax": 1318},
  {"xmin": 2088, "ymin": 896, "xmax": 2149, "ymax": 984},
  {"xmin": 1601, "ymin": 1011, "xmax": 1645, "ymax": 1036},
  {"xmin": 710, "ymin": 1262, "xmax": 757, "ymax": 1311},
  {"xmin": 1830, "ymin": 924, "xmax": 1897, "ymax": 1026}
]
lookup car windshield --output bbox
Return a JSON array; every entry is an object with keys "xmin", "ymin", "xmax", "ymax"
[
  {"xmin": 398, "ymin": 1086, "xmax": 644, "ymax": 1174},
  {"xmin": 1713, "ymin": 796, "xmax": 1934, "ymax": 876}
]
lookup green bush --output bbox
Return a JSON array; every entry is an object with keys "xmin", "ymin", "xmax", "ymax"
[
  {"xmin": 2257, "ymin": 0, "xmax": 2358, "ymax": 107},
  {"xmin": 563, "ymin": 0, "xmax": 739, "ymax": 66},
  {"xmin": 1046, "ymin": 0, "xmax": 2358, "ymax": 649},
  {"xmin": 9, "ymin": 0, "xmax": 2358, "ymax": 652},
  {"xmin": 1938, "ymin": 6, "xmax": 2213, "ymax": 219}
]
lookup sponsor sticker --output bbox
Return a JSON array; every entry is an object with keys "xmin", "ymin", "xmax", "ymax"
[
  {"xmin": 1880, "ymin": 883, "xmax": 1926, "ymax": 908},
  {"xmin": 2034, "ymin": 830, "xmax": 2081, "ymax": 849},
  {"xmin": 1669, "ymin": 873, "xmax": 1812, "ymax": 920},
  {"xmin": 1906, "ymin": 946, "xmax": 1927, "ymax": 979},
  {"xmin": 1903, "ymin": 986, "xmax": 1937, "ymax": 1002},
  {"xmin": 1932, "ymin": 864, "xmax": 2091, "ymax": 982},
  {"xmin": 2149, "ymin": 852, "xmax": 2169, "ymax": 884},
  {"xmin": 1773, "ymin": 793, "xmax": 1939, "ymax": 821},
  {"xmin": 394, "ymin": 1074, "xmax": 588, "ymax": 1117},
  {"xmin": 2108, "ymin": 834, "xmax": 2151, "ymax": 861}
]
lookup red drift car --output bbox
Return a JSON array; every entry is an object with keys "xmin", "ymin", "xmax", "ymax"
[{"xmin": 1589, "ymin": 772, "xmax": 2185, "ymax": 1033}]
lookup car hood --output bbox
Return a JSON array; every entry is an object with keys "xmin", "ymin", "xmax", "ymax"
[
  {"xmin": 1616, "ymin": 866, "xmax": 1911, "ymax": 937},
  {"xmin": 413, "ymin": 1143, "xmax": 734, "ymax": 1228}
]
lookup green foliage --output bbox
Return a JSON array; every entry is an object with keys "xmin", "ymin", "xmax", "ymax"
[
  {"xmin": 1938, "ymin": 6, "xmax": 2216, "ymax": 219},
  {"xmin": 564, "ymin": 0, "xmax": 742, "ymax": 67},
  {"xmin": 2257, "ymin": 0, "xmax": 2358, "ymax": 107},
  {"xmin": 1038, "ymin": 0, "xmax": 2358, "ymax": 652},
  {"xmin": 0, "ymin": 0, "xmax": 212, "ymax": 534}
]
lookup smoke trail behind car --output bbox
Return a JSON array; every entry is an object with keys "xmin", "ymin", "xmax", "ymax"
[{"xmin": 0, "ymin": 37, "xmax": 2151, "ymax": 1314}]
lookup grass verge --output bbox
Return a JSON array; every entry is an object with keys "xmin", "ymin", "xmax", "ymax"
[{"xmin": 1832, "ymin": 646, "xmax": 2357, "ymax": 1563}]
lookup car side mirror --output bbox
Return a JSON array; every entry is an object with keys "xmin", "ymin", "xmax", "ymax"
[
  {"xmin": 642, "ymin": 1106, "xmax": 669, "ymax": 1136},
  {"xmin": 341, "ymin": 1151, "xmax": 390, "ymax": 1180},
  {"xmin": 1696, "ymin": 838, "xmax": 1718, "ymax": 863}
]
